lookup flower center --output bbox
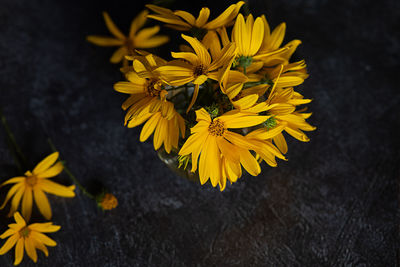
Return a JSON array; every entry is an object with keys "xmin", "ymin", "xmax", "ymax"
[
  {"xmin": 208, "ymin": 119, "xmax": 225, "ymax": 136},
  {"xmin": 19, "ymin": 227, "xmax": 30, "ymax": 238},
  {"xmin": 25, "ymin": 175, "xmax": 37, "ymax": 187},
  {"xmin": 125, "ymin": 38, "xmax": 135, "ymax": 55},
  {"xmin": 146, "ymin": 79, "xmax": 162, "ymax": 97},
  {"xmin": 193, "ymin": 64, "xmax": 206, "ymax": 77}
]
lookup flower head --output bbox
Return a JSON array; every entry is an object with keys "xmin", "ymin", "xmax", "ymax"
[
  {"xmin": 157, "ymin": 34, "xmax": 236, "ymax": 112},
  {"xmin": 98, "ymin": 193, "xmax": 118, "ymax": 211},
  {"xmin": 87, "ymin": 10, "xmax": 169, "ymax": 65},
  {"xmin": 0, "ymin": 212, "xmax": 60, "ymax": 265},
  {"xmin": 0, "ymin": 152, "xmax": 75, "ymax": 221},
  {"xmin": 179, "ymin": 108, "xmax": 271, "ymax": 189}
]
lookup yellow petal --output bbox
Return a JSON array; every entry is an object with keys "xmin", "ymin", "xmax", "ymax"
[
  {"xmin": 198, "ymin": 135, "xmax": 211, "ymax": 184},
  {"xmin": 36, "ymin": 162, "xmax": 63, "ymax": 179},
  {"xmin": 174, "ymin": 10, "xmax": 196, "ymax": 25},
  {"xmin": 28, "ymin": 223, "xmax": 60, "ymax": 233},
  {"xmin": 285, "ymin": 127, "xmax": 310, "ymax": 142},
  {"xmin": 102, "ymin": 11, "xmax": 125, "ymax": 40},
  {"xmin": 195, "ymin": 108, "xmax": 211, "ymax": 122},
  {"xmin": 33, "ymin": 152, "xmax": 59, "ymax": 175},
  {"xmin": 232, "ymin": 94, "xmax": 258, "ymax": 110},
  {"xmin": 114, "ymin": 81, "xmax": 145, "ymax": 94},
  {"xmin": 0, "ymin": 234, "xmax": 19, "ymax": 255},
  {"xmin": 0, "ymin": 229, "xmax": 16, "ymax": 239},
  {"xmin": 135, "ymin": 26, "xmax": 161, "ymax": 43},
  {"xmin": 239, "ymin": 148, "xmax": 260, "ymax": 176},
  {"xmin": 181, "ymin": 34, "xmax": 211, "ymax": 66},
  {"xmin": 29, "ymin": 232, "xmax": 56, "ymax": 247},
  {"xmin": 232, "ymin": 13, "xmax": 246, "ymax": 55},
  {"xmin": 273, "ymin": 133, "xmax": 288, "ymax": 154},
  {"xmin": 14, "ymin": 238, "xmax": 24, "ymax": 265},
  {"xmin": 270, "ymin": 22, "xmax": 286, "ymax": 50},
  {"xmin": 33, "ymin": 189, "xmax": 52, "ymax": 220},
  {"xmin": 193, "ymin": 75, "xmax": 208, "ymax": 85},
  {"xmin": 136, "ymin": 36, "xmax": 169, "ymax": 49},
  {"xmin": 0, "ymin": 177, "xmax": 25, "ymax": 187},
  {"xmin": 129, "ymin": 10, "xmax": 148, "ymax": 37},
  {"xmin": 222, "ymin": 114, "xmax": 269, "ymax": 129},
  {"xmin": 0, "ymin": 183, "xmax": 23, "ymax": 209},
  {"xmin": 39, "ymin": 180, "xmax": 75, "ymax": 198},
  {"xmin": 171, "ymin": 52, "xmax": 199, "ymax": 65},
  {"xmin": 195, "ymin": 7, "xmax": 210, "ymax": 27},
  {"xmin": 140, "ymin": 112, "xmax": 161, "ymax": 142},
  {"xmin": 32, "ymin": 239, "xmax": 48, "ymax": 257},
  {"xmin": 205, "ymin": 137, "xmax": 221, "ymax": 187},
  {"xmin": 24, "ymin": 238, "xmax": 37, "ymax": 263},
  {"xmin": 204, "ymin": 1, "xmax": 244, "ymax": 30},
  {"xmin": 8, "ymin": 189, "xmax": 24, "ymax": 218},
  {"xmin": 249, "ymin": 17, "xmax": 264, "ymax": 55},
  {"xmin": 86, "ymin": 36, "xmax": 123, "ymax": 46},
  {"xmin": 223, "ymin": 131, "xmax": 257, "ymax": 150},
  {"xmin": 110, "ymin": 47, "xmax": 128, "ymax": 64},
  {"xmin": 21, "ymin": 188, "xmax": 32, "ymax": 222}
]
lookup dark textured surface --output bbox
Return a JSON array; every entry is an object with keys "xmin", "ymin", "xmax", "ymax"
[{"xmin": 0, "ymin": 0, "xmax": 399, "ymax": 266}]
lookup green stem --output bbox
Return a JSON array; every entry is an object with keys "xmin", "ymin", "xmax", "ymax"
[
  {"xmin": 0, "ymin": 108, "xmax": 28, "ymax": 172},
  {"xmin": 47, "ymin": 138, "xmax": 95, "ymax": 200}
]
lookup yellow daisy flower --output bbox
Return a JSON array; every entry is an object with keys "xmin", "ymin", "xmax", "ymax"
[
  {"xmin": 231, "ymin": 14, "xmax": 289, "ymax": 73},
  {"xmin": 157, "ymin": 34, "xmax": 236, "ymax": 112},
  {"xmin": 114, "ymin": 54, "xmax": 172, "ymax": 126},
  {"xmin": 0, "ymin": 212, "xmax": 60, "ymax": 265},
  {"xmin": 252, "ymin": 87, "xmax": 316, "ymax": 154},
  {"xmin": 0, "ymin": 152, "xmax": 75, "ymax": 221},
  {"xmin": 146, "ymin": 1, "xmax": 245, "ymax": 38},
  {"xmin": 87, "ymin": 10, "xmax": 169, "ymax": 64},
  {"xmin": 179, "ymin": 108, "xmax": 270, "ymax": 188}
]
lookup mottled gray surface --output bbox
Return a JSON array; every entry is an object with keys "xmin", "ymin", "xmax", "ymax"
[{"xmin": 0, "ymin": 0, "xmax": 399, "ymax": 266}]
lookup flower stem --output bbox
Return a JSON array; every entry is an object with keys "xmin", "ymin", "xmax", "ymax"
[
  {"xmin": 47, "ymin": 138, "xmax": 95, "ymax": 200},
  {"xmin": 0, "ymin": 107, "xmax": 28, "ymax": 172}
]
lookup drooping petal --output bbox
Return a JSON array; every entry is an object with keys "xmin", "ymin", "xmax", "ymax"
[
  {"xmin": 0, "ymin": 234, "xmax": 19, "ymax": 255},
  {"xmin": 0, "ymin": 183, "xmax": 23, "ymax": 209},
  {"xmin": 24, "ymin": 238, "xmax": 38, "ymax": 263},
  {"xmin": 33, "ymin": 188, "xmax": 52, "ymax": 220},
  {"xmin": 39, "ymin": 180, "xmax": 75, "ymax": 198},
  {"xmin": 110, "ymin": 47, "xmax": 128, "ymax": 63},
  {"xmin": 21, "ymin": 188, "xmax": 33, "ymax": 222},
  {"xmin": 14, "ymin": 238, "xmax": 24, "ymax": 265},
  {"xmin": 32, "ymin": 239, "xmax": 48, "ymax": 257},
  {"xmin": 29, "ymin": 232, "xmax": 57, "ymax": 247},
  {"xmin": 140, "ymin": 112, "xmax": 161, "ymax": 142},
  {"xmin": 195, "ymin": 7, "xmax": 210, "ymax": 27}
]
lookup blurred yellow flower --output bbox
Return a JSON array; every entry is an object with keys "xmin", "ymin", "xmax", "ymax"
[
  {"xmin": 146, "ymin": 1, "xmax": 244, "ymax": 38},
  {"xmin": 0, "ymin": 152, "xmax": 75, "ymax": 221},
  {"xmin": 98, "ymin": 193, "xmax": 118, "ymax": 210},
  {"xmin": 87, "ymin": 10, "xmax": 169, "ymax": 64},
  {"xmin": 0, "ymin": 212, "xmax": 60, "ymax": 265}
]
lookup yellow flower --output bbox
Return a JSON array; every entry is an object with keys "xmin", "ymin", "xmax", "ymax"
[
  {"xmin": 146, "ymin": 2, "xmax": 245, "ymax": 37},
  {"xmin": 0, "ymin": 152, "xmax": 75, "ymax": 221},
  {"xmin": 231, "ymin": 14, "xmax": 289, "ymax": 72},
  {"xmin": 249, "ymin": 88, "xmax": 316, "ymax": 154},
  {"xmin": 179, "ymin": 108, "xmax": 270, "ymax": 188},
  {"xmin": 114, "ymin": 54, "xmax": 171, "ymax": 126},
  {"xmin": 157, "ymin": 34, "xmax": 236, "ymax": 112},
  {"xmin": 114, "ymin": 54, "xmax": 186, "ymax": 153},
  {"xmin": 0, "ymin": 212, "xmax": 60, "ymax": 265},
  {"xmin": 98, "ymin": 193, "xmax": 118, "ymax": 210},
  {"xmin": 87, "ymin": 11, "xmax": 169, "ymax": 64}
]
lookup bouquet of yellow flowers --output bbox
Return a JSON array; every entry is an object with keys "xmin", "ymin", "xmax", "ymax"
[{"xmin": 87, "ymin": 1, "xmax": 316, "ymax": 191}]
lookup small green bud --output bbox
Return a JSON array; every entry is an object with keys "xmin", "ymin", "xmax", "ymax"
[{"xmin": 263, "ymin": 117, "xmax": 277, "ymax": 129}]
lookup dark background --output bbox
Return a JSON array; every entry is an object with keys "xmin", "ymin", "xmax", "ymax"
[{"xmin": 0, "ymin": 0, "xmax": 399, "ymax": 266}]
